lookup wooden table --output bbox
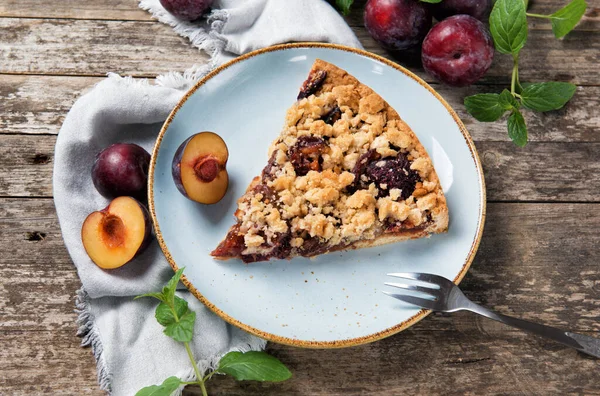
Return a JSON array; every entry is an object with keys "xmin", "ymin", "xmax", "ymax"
[{"xmin": 1, "ymin": 0, "xmax": 599, "ymax": 394}]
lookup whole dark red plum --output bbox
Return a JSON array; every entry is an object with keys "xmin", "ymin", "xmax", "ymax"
[
  {"xmin": 422, "ymin": 15, "xmax": 494, "ymax": 87},
  {"xmin": 91, "ymin": 143, "xmax": 151, "ymax": 201},
  {"xmin": 364, "ymin": 0, "xmax": 432, "ymax": 51},
  {"xmin": 431, "ymin": 0, "xmax": 492, "ymax": 21},
  {"xmin": 159, "ymin": 0, "xmax": 213, "ymax": 21}
]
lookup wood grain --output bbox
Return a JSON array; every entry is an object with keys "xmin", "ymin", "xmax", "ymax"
[
  {"xmin": 1, "ymin": 134, "xmax": 599, "ymax": 201},
  {"xmin": 343, "ymin": 0, "xmax": 600, "ymax": 31},
  {"xmin": 0, "ymin": 0, "xmax": 151, "ymax": 21},
  {"xmin": 2, "ymin": 74, "xmax": 600, "ymax": 143},
  {"xmin": 2, "ymin": 199, "xmax": 599, "ymax": 332},
  {"xmin": 1, "ymin": 1, "xmax": 599, "ymax": 395},
  {"xmin": 1, "ymin": 18, "xmax": 598, "ymax": 85},
  {"xmin": 1, "ymin": 199, "xmax": 599, "ymax": 395},
  {"xmin": 0, "ymin": 18, "xmax": 209, "ymax": 77}
]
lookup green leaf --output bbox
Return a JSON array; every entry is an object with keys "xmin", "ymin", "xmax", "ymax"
[
  {"xmin": 163, "ymin": 310, "xmax": 196, "ymax": 342},
  {"xmin": 507, "ymin": 110, "xmax": 528, "ymax": 147},
  {"xmin": 155, "ymin": 297, "xmax": 189, "ymax": 327},
  {"xmin": 419, "ymin": 0, "xmax": 443, "ymax": 3},
  {"xmin": 464, "ymin": 93, "xmax": 506, "ymax": 122},
  {"xmin": 163, "ymin": 267, "xmax": 185, "ymax": 306},
  {"xmin": 216, "ymin": 351, "xmax": 292, "ymax": 382},
  {"xmin": 135, "ymin": 376, "xmax": 182, "ymax": 396},
  {"xmin": 550, "ymin": 0, "xmax": 587, "ymax": 38},
  {"xmin": 335, "ymin": 0, "xmax": 354, "ymax": 15},
  {"xmin": 499, "ymin": 89, "xmax": 520, "ymax": 110},
  {"xmin": 489, "ymin": 0, "xmax": 528, "ymax": 55},
  {"xmin": 521, "ymin": 82, "xmax": 577, "ymax": 111},
  {"xmin": 134, "ymin": 292, "xmax": 166, "ymax": 304}
]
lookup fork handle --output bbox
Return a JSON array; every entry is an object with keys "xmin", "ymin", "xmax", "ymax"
[{"xmin": 462, "ymin": 301, "xmax": 600, "ymax": 358}]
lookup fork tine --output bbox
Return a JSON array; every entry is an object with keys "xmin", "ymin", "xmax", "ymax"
[
  {"xmin": 384, "ymin": 282, "xmax": 439, "ymax": 298},
  {"xmin": 387, "ymin": 272, "xmax": 449, "ymax": 285},
  {"xmin": 382, "ymin": 291, "xmax": 436, "ymax": 309}
]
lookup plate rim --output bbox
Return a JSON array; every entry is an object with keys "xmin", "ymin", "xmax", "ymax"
[{"xmin": 148, "ymin": 42, "xmax": 487, "ymax": 349}]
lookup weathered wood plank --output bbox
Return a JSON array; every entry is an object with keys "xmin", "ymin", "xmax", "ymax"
[
  {"xmin": 343, "ymin": 0, "xmax": 600, "ymax": 31},
  {"xmin": 0, "ymin": 75, "xmax": 101, "ymax": 135},
  {"xmin": 356, "ymin": 28, "xmax": 600, "ymax": 86},
  {"xmin": 2, "ymin": 326, "xmax": 598, "ymax": 395},
  {"xmin": 0, "ymin": 330, "xmax": 103, "ymax": 395},
  {"xmin": 2, "ymin": 134, "xmax": 599, "ymax": 201},
  {"xmin": 0, "ymin": 18, "xmax": 598, "ymax": 85},
  {"xmin": 2, "ymin": 75, "xmax": 599, "ymax": 143},
  {"xmin": 1, "ymin": 0, "xmax": 597, "ymax": 31},
  {"xmin": 0, "ymin": 18, "xmax": 209, "ymax": 77},
  {"xmin": 0, "ymin": 0, "xmax": 151, "ymax": 21},
  {"xmin": 2, "ymin": 199, "xmax": 599, "ymax": 333},
  {"xmin": 1, "ymin": 197, "xmax": 599, "ymax": 394}
]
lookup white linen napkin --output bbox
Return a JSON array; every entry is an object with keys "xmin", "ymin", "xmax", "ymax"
[{"xmin": 53, "ymin": 1, "xmax": 360, "ymax": 395}]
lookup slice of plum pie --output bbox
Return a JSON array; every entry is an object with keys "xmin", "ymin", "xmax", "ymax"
[{"xmin": 211, "ymin": 59, "xmax": 448, "ymax": 263}]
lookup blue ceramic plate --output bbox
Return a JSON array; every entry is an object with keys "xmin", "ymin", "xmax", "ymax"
[{"xmin": 149, "ymin": 43, "xmax": 485, "ymax": 348}]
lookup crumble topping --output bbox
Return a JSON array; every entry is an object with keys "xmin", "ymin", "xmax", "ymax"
[{"xmin": 214, "ymin": 60, "xmax": 448, "ymax": 262}]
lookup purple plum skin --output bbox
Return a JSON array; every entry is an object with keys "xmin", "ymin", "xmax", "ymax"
[
  {"xmin": 91, "ymin": 143, "xmax": 151, "ymax": 202},
  {"xmin": 431, "ymin": 0, "xmax": 492, "ymax": 21},
  {"xmin": 364, "ymin": 0, "xmax": 432, "ymax": 51},
  {"xmin": 159, "ymin": 0, "xmax": 213, "ymax": 21},
  {"xmin": 422, "ymin": 15, "xmax": 494, "ymax": 87},
  {"xmin": 171, "ymin": 135, "xmax": 192, "ymax": 198},
  {"xmin": 134, "ymin": 198, "xmax": 153, "ymax": 257}
]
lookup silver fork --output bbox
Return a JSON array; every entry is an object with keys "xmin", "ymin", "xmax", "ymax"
[{"xmin": 384, "ymin": 272, "xmax": 600, "ymax": 358}]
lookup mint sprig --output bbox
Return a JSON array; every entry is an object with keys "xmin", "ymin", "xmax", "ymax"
[
  {"xmin": 527, "ymin": 0, "xmax": 587, "ymax": 38},
  {"xmin": 335, "ymin": 0, "xmax": 354, "ymax": 15},
  {"xmin": 464, "ymin": 0, "xmax": 584, "ymax": 146},
  {"xmin": 135, "ymin": 268, "xmax": 292, "ymax": 396}
]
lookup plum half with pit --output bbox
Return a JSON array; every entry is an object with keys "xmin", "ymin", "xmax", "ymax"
[
  {"xmin": 422, "ymin": 15, "xmax": 494, "ymax": 87},
  {"xmin": 431, "ymin": 0, "xmax": 492, "ymax": 21},
  {"xmin": 82, "ymin": 196, "xmax": 152, "ymax": 269},
  {"xmin": 92, "ymin": 143, "xmax": 151, "ymax": 201},
  {"xmin": 172, "ymin": 132, "xmax": 229, "ymax": 204},
  {"xmin": 159, "ymin": 0, "xmax": 213, "ymax": 21},
  {"xmin": 364, "ymin": 0, "xmax": 432, "ymax": 51}
]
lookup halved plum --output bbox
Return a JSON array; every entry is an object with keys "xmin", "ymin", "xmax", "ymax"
[
  {"xmin": 172, "ymin": 132, "xmax": 229, "ymax": 204},
  {"xmin": 81, "ymin": 196, "xmax": 152, "ymax": 269}
]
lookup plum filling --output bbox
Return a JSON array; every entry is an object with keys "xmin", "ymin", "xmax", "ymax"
[
  {"xmin": 100, "ymin": 215, "xmax": 126, "ymax": 248},
  {"xmin": 297, "ymin": 70, "xmax": 327, "ymax": 100},
  {"xmin": 323, "ymin": 106, "xmax": 342, "ymax": 125},
  {"xmin": 289, "ymin": 136, "xmax": 327, "ymax": 176},
  {"xmin": 348, "ymin": 150, "xmax": 420, "ymax": 199},
  {"xmin": 211, "ymin": 224, "xmax": 245, "ymax": 258}
]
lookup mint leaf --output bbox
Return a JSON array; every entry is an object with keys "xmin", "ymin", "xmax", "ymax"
[
  {"xmin": 135, "ymin": 376, "xmax": 181, "ymax": 396},
  {"xmin": 521, "ymin": 82, "xmax": 577, "ymax": 111},
  {"xmin": 163, "ymin": 267, "xmax": 185, "ymax": 307},
  {"xmin": 335, "ymin": 0, "xmax": 354, "ymax": 15},
  {"xmin": 464, "ymin": 93, "xmax": 506, "ymax": 122},
  {"xmin": 550, "ymin": 0, "xmax": 587, "ymax": 38},
  {"xmin": 507, "ymin": 110, "xmax": 528, "ymax": 146},
  {"xmin": 155, "ymin": 297, "xmax": 189, "ymax": 327},
  {"xmin": 163, "ymin": 310, "xmax": 196, "ymax": 342},
  {"xmin": 216, "ymin": 351, "xmax": 292, "ymax": 382},
  {"xmin": 489, "ymin": 0, "xmax": 528, "ymax": 55},
  {"xmin": 499, "ymin": 89, "xmax": 520, "ymax": 110},
  {"xmin": 419, "ymin": 0, "xmax": 443, "ymax": 3},
  {"xmin": 135, "ymin": 292, "xmax": 166, "ymax": 304}
]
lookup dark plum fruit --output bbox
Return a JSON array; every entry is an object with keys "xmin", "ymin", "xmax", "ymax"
[
  {"xmin": 431, "ymin": 0, "xmax": 492, "ymax": 21},
  {"xmin": 81, "ymin": 197, "xmax": 152, "ymax": 269},
  {"xmin": 172, "ymin": 132, "xmax": 229, "ymax": 204},
  {"xmin": 159, "ymin": 0, "xmax": 213, "ymax": 21},
  {"xmin": 364, "ymin": 0, "xmax": 432, "ymax": 51},
  {"xmin": 422, "ymin": 15, "xmax": 494, "ymax": 87},
  {"xmin": 91, "ymin": 143, "xmax": 151, "ymax": 201}
]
